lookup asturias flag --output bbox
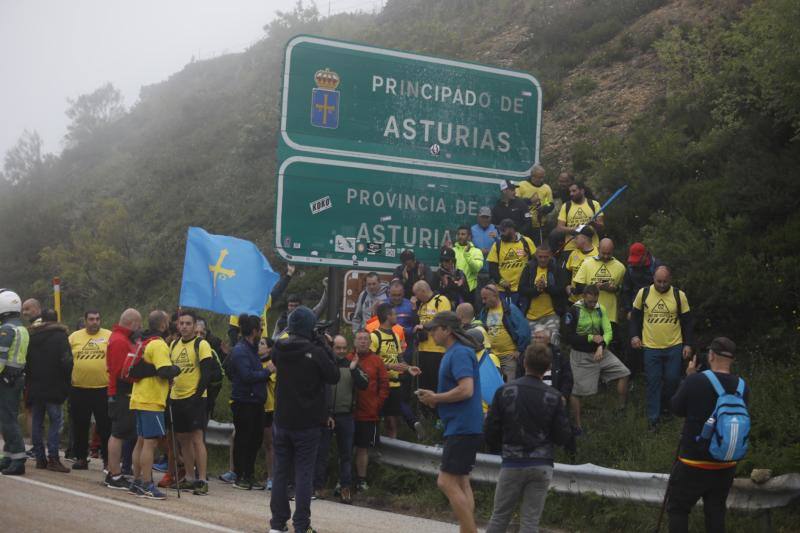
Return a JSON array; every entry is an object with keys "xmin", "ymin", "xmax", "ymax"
[{"xmin": 179, "ymin": 227, "xmax": 279, "ymax": 316}]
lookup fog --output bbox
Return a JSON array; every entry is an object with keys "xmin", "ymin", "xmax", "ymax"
[{"xmin": 0, "ymin": 0, "xmax": 382, "ymax": 159}]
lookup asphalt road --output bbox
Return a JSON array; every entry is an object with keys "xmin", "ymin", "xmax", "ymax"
[{"xmin": 0, "ymin": 458, "xmax": 466, "ymax": 533}]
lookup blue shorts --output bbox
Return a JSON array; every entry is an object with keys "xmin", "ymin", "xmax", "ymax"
[{"xmin": 135, "ymin": 410, "xmax": 166, "ymax": 439}]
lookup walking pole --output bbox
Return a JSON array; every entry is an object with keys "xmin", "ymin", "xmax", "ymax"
[
  {"xmin": 168, "ymin": 399, "xmax": 181, "ymax": 499},
  {"xmin": 655, "ymin": 435, "xmax": 682, "ymax": 532}
]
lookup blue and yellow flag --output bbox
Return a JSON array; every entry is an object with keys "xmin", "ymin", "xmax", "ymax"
[{"xmin": 179, "ymin": 227, "xmax": 279, "ymax": 316}]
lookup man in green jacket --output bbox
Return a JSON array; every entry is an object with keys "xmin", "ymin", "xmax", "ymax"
[
  {"xmin": 562, "ymin": 285, "xmax": 629, "ymax": 434},
  {"xmin": 453, "ymin": 226, "xmax": 485, "ymax": 300}
]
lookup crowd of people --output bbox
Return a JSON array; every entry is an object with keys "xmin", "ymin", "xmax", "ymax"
[{"xmin": 0, "ymin": 166, "xmax": 750, "ymax": 533}]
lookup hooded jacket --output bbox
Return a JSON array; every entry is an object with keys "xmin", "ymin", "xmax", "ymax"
[
  {"xmin": 26, "ymin": 322, "xmax": 73, "ymax": 403},
  {"xmin": 106, "ymin": 323, "xmax": 137, "ymax": 396},
  {"xmin": 562, "ymin": 300, "xmax": 612, "ymax": 353},
  {"xmin": 328, "ymin": 354, "xmax": 369, "ymax": 416},
  {"xmin": 351, "ymin": 282, "xmax": 389, "ymax": 332},
  {"xmin": 453, "ymin": 242, "xmax": 485, "ymax": 291},
  {"xmin": 229, "ymin": 338, "xmax": 269, "ymax": 404},
  {"xmin": 478, "ymin": 299, "xmax": 532, "ymax": 354},
  {"xmin": 621, "ymin": 254, "xmax": 662, "ymax": 313},
  {"xmin": 518, "ymin": 257, "xmax": 569, "ymax": 317},
  {"xmin": 273, "ymin": 334, "xmax": 339, "ymax": 429},
  {"xmin": 353, "ymin": 350, "xmax": 389, "ymax": 422}
]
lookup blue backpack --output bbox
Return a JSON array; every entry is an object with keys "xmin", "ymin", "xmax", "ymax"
[
  {"xmin": 698, "ymin": 370, "xmax": 750, "ymax": 461},
  {"xmin": 478, "ymin": 350, "xmax": 504, "ymax": 408}
]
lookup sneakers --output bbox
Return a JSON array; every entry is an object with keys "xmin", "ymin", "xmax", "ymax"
[
  {"xmin": 152, "ymin": 459, "xmax": 169, "ymax": 473},
  {"xmin": 340, "ymin": 486, "xmax": 352, "ymax": 504},
  {"xmin": 71, "ymin": 459, "xmax": 89, "ymax": 470},
  {"xmin": 47, "ymin": 457, "xmax": 71, "ymax": 473},
  {"xmin": 414, "ymin": 421, "xmax": 426, "ymax": 441},
  {"xmin": 177, "ymin": 479, "xmax": 195, "ymax": 491},
  {"xmin": 356, "ymin": 479, "xmax": 369, "ymax": 492},
  {"xmin": 192, "ymin": 480, "xmax": 209, "ymax": 496},
  {"xmin": 105, "ymin": 473, "xmax": 130, "ymax": 490},
  {"xmin": 0, "ymin": 457, "xmax": 10, "ymax": 471},
  {"xmin": 218, "ymin": 470, "xmax": 237, "ymax": 484},
  {"xmin": 140, "ymin": 481, "xmax": 166, "ymax": 500},
  {"xmin": 35, "ymin": 458, "xmax": 48, "ymax": 469},
  {"xmin": 268, "ymin": 528, "xmax": 289, "ymax": 533},
  {"xmin": 158, "ymin": 469, "xmax": 185, "ymax": 489},
  {"xmin": 266, "ymin": 478, "xmax": 272, "ymax": 491},
  {"xmin": 128, "ymin": 479, "xmax": 144, "ymax": 496},
  {"xmin": 250, "ymin": 479, "xmax": 266, "ymax": 491},
  {"xmin": 1, "ymin": 460, "xmax": 25, "ymax": 476},
  {"xmin": 233, "ymin": 478, "xmax": 252, "ymax": 490}
]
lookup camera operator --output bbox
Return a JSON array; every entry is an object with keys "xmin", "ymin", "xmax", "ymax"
[{"xmin": 269, "ymin": 306, "xmax": 339, "ymax": 533}]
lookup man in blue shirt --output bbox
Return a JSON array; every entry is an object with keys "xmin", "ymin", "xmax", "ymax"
[
  {"xmin": 417, "ymin": 311, "xmax": 482, "ymax": 533},
  {"xmin": 471, "ymin": 207, "xmax": 499, "ymax": 314}
]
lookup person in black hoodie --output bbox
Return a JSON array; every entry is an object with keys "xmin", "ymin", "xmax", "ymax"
[
  {"xmin": 26, "ymin": 309, "xmax": 72, "ymax": 472},
  {"xmin": 269, "ymin": 306, "xmax": 339, "ymax": 533}
]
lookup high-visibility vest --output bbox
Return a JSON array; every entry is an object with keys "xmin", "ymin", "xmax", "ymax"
[{"xmin": 0, "ymin": 321, "xmax": 29, "ymax": 373}]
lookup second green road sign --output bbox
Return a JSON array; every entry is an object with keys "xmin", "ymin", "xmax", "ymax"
[{"xmin": 276, "ymin": 35, "xmax": 542, "ymax": 269}]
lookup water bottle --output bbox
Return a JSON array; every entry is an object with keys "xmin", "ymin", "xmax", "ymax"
[{"xmin": 699, "ymin": 416, "xmax": 716, "ymax": 440}]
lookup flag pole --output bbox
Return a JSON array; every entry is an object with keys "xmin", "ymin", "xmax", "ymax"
[{"xmin": 53, "ymin": 277, "xmax": 62, "ymax": 322}]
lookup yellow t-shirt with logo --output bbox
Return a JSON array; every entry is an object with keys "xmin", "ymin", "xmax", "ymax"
[
  {"xmin": 574, "ymin": 257, "xmax": 626, "ymax": 323},
  {"xmin": 526, "ymin": 267, "xmax": 555, "ymax": 320},
  {"xmin": 370, "ymin": 329, "xmax": 402, "ymax": 388},
  {"xmin": 485, "ymin": 305, "xmax": 517, "ymax": 357},
  {"xmin": 558, "ymin": 199, "xmax": 602, "ymax": 251},
  {"xmin": 229, "ymin": 299, "xmax": 272, "ymax": 338},
  {"xmin": 633, "ymin": 285, "xmax": 691, "ymax": 349},
  {"xmin": 169, "ymin": 337, "xmax": 212, "ymax": 400},
  {"xmin": 69, "ymin": 328, "xmax": 112, "ymax": 389},
  {"xmin": 487, "ymin": 236, "xmax": 536, "ymax": 292},
  {"xmin": 517, "ymin": 181, "xmax": 553, "ymax": 228},
  {"xmin": 130, "ymin": 338, "xmax": 173, "ymax": 412},
  {"xmin": 417, "ymin": 294, "xmax": 451, "ymax": 353}
]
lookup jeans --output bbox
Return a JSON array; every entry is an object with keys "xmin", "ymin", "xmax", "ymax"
[
  {"xmin": 231, "ymin": 401, "xmax": 264, "ymax": 479},
  {"xmin": 313, "ymin": 414, "xmax": 354, "ymax": 490},
  {"xmin": 69, "ymin": 386, "xmax": 110, "ymax": 462},
  {"xmin": 644, "ymin": 345, "xmax": 682, "ymax": 423},
  {"xmin": 486, "ymin": 465, "xmax": 553, "ymax": 533},
  {"xmin": 0, "ymin": 377, "xmax": 25, "ymax": 461},
  {"xmin": 667, "ymin": 460, "xmax": 735, "ymax": 533},
  {"xmin": 270, "ymin": 424, "xmax": 321, "ymax": 532},
  {"xmin": 31, "ymin": 401, "xmax": 64, "ymax": 460}
]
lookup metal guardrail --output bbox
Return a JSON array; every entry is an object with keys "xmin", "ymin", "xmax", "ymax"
[{"xmin": 206, "ymin": 420, "xmax": 800, "ymax": 511}]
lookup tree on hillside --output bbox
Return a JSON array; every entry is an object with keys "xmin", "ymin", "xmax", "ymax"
[
  {"xmin": 64, "ymin": 82, "xmax": 126, "ymax": 147},
  {"xmin": 3, "ymin": 130, "xmax": 45, "ymax": 186}
]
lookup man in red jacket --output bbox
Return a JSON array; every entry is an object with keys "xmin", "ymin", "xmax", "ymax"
[
  {"xmin": 104, "ymin": 308, "xmax": 142, "ymax": 489},
  {"xmin": 352, "ymin": 330, "xmax": 389, "ymax": 493}
]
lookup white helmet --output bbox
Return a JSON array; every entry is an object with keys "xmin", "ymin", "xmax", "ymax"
[{"xmin": 0, "ymin": 289, "xmax": 22, "ymax": 316}]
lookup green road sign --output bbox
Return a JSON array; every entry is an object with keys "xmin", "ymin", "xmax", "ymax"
[
  {"xmin": 275, "ymin": 156, "xmax": 504, "ymax": 269},
  {"xmin": 281, "ymin": 35, "xmax": 541, "ymax": 177}
]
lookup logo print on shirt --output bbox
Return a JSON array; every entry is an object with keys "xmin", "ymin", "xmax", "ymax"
[
  {"xmin": 501, "ymin": 247, "xmax": 525, "ymax": 270},
  {"xmin": 592, "ymin": 264, "xmax": 613, "ymax": 283},
  {"xmin": 175, "ymin": 347, "xmax": 195, "ymax": 374},
  {"xmin": 647, "ymin": 299, "xmax": 677, "ymax": 324}
]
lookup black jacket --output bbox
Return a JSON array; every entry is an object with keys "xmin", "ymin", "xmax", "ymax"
[
  {"xmin": 25, "ymin": 322, "xmax": 73, "ymax": 403},
  {"xmin": 392, "ymin": 261, "xmax": 434, "ymax": 299},
  {"xmin": 485, "ymin": 375, "xmax": 575, "ymax": 464},
  {"xmin": 273, "ymin": 334, "xmax": 340, "ymax": 430},
  {"xmin": 491, "ymin": 197, "xmax": 530, "ymax": 231},
  {"xmin": 543, "ymin": 343, "xmax": 574, "ymax": 399},
  {"xmin": 518, "ymin": 257, "xmax": 569, "ymax": 316},
  {"xmin": 431, "ymin": 266, "xmax": 471, "ymax": 306},
  {"xmin": 621, "ymin": 255, "xmax": 662, "ymax": 313},
  {"xmin": 671, "ymin": 371, "xmax": 749, "ymax": 463}
]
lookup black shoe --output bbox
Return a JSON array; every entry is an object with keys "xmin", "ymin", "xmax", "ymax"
[
  {"xmin": 0, "ymin": 457, "xmax": 10, "ymax": 471},
  {"xmin": 1, "ymin": 460, "xmax": 26, "ymax": 476},
  {"xmin": 105, "ymin": 473, "xmax": 130, "ymax": 490},
  {"xmin": 72, "ymin": 459, "xmax": 89, "ymax": 470}
]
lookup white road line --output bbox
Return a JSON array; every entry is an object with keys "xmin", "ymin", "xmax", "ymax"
[{"xmin": 1, "ymin": 475, "xmax": 243, "ymax": 533}]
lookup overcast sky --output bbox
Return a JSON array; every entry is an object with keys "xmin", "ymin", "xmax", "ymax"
[{"xmin": 0, "ymin": 0, "xmax": 383, "ymax": 159}]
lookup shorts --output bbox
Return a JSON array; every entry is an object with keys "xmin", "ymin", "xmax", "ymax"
[
  {"xmin": 108, "ymin": 395, "xmax": 137, "ymax": 441},
  {"xmin": 570, "ymin": 348, "xmax": 631, "ymax": 397},
  {"xmin": 354, "ymin": 421, "xmax": 379, "ymax": 448},
  {"xmin": 263, "ymin": 411, "xmax": 274, "ymax": 428},
  {"xmin": 381, "ymin": 387, "xmax": 403, "ymax": 416},
  {"xmin": 441, "ymin": 434, "xmax": 482, "ymax": 475},
  {"xmin": 170, "ymin": 396, "xmax": 207, "ymax": 433},
  {"xmin": 135, "ymin": 410, "xmax": 166, "ymax": 439}
]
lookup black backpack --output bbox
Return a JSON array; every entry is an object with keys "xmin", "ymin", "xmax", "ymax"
[
  {"xmin": 640, "ymin": 285, "xmax": 683, "ymax": 316},
  {"xmin": 492, "ymin": 235, "xmax": 533, "ymax": 262},
  {"xmin": 564, "ymin": 199, "xmax": 597, "ymax": 219}
]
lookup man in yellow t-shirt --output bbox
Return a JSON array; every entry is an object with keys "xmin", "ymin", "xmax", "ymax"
[
  {"xmin": 573, "ymin": 238, "xmax": 626, "ymax": 324},
  {"xmin": 517, "ymin": 164, "xmax": 554, "ymax": 245},
  {"xmin": 518, "ymin": 244, "xmax": 565, "ymax": 345},
  {"xmin": 480, "ymin": 284, "xmax": 525, "ymax": 382},
  {"xmin": 68, "ymin": 310, "xmax": 112, "ymax": 470},
  {"xmin": 630, "ymin": 266, "xmax": 693, "ymax": 428},
  {"xmin": 169, "ymin": 310, "xmax": 214, "ymax": 495},
  {"xmin": 129, "ymin": 310, "xmax": 179, "ymax": 499},
  {"xmin": 557, "ymin": 181, "xmax": 603, "ymax": 251},
  {"xmin": 371, "ymin": 303, "xmax": 419, "ymax": 439},
  {"xmin": 565, "ymin": 227, "xmax": 599, "ymax": 302},
  {"xmin": 413, "ymin": 280, "xmax": 451, "ymax": 393},
  {"xmin": 487, "ymin": 219, "xmax": 536, "ymax": 308}
]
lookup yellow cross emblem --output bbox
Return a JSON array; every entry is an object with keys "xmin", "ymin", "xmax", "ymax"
[
  {"xmin": 314, "ymin": 93, "xmax": 336, "ymax": 126},
  {"xmin": 209, "ymin": 249, "xmax": 236, "ymax": 292}
]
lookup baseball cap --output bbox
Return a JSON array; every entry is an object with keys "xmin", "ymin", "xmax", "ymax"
[
  {"xmin": 499, "ymin": 179, "xmax": 518, "ymax": 191},
  {"xmin": 439, "ymin": 247, "xmax": 456, "ymax": 262},
  {"xmin": 499, "ymin": 218, "xmax": 516, "ymax": 230},
  {"xmin": 628, "ymin": 242, "xmax": 647, "ymax": 265},
  {"xmin": 423, "ymin": 311, "xmax": 462, "ymax": 331},
  {"xmin": 573, "ymin": 225, "xmax": 595, "ymax": 238},
  {"xmin": 709, "ymin": 337, "xmax": 736, "ymax": 358},
  {"xmin": 478, "ymin": 206, "xmax": 492, "ymax": 217}
]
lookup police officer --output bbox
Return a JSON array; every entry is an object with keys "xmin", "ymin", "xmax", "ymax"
[{"xmin": 0, "ymin": 289, "xmax": 29, "ymax": 475}]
